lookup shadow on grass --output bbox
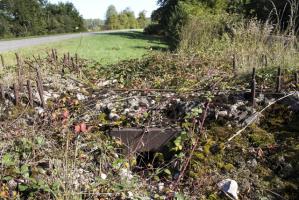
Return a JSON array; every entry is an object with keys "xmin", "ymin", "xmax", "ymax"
[
  {"xmin": 94, "ymin": 31, "xmax": 168, "ymax": 47},
  {"xmin": 132, "ymin": 45, "xmax": 168, "ymax": 52}
]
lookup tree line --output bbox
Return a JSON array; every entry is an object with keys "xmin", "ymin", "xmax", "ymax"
[
  {"xmin": 105, "ymin": 5, "xmax": 150, "ymax": 30},
  {"xmin": 0, "ymin": 0, "xmax": 85, "ymax": 38}
]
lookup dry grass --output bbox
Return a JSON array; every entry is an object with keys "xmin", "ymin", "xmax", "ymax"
[{"xmin": 178, "ymin": 1, "xmax": 299, "ymax": 74}]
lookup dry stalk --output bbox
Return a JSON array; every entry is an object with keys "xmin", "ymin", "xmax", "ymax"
[{"xmin": 172, "ymin": 101, "xmax": 210, "ymax": 193}]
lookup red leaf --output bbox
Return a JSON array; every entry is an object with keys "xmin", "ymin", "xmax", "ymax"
[
  {"xmin": 74, "ymin": 125, "xmax": 81, "ymax": 133},
  {"xmin": 63, "ymin": 110, "xmax": 69, "ymax": 119},
  {"xmin": 80, "ymin": 123, "xmax": 87, "ymax": 133}
]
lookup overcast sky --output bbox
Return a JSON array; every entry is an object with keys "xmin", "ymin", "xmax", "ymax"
[{"xmin": 48, "ymin": 0, "xmax": 158, "ymax": 19}]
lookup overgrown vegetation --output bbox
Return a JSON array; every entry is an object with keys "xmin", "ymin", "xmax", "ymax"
[{"xmin": 0, "ymin": 0, "xmax": 299, "ymax": 199}]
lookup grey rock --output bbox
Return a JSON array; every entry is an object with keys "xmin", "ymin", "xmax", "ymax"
[
  {"xmin": 139, "ymin": 97, "xmax": 149, "ymax": 108},
  {"xmin": 256, "ymin": 93, "xmax": 265, "ymax": 103},
  {"xmin": 247, "ymin": 159, "xmax": 258, "ymax": 168},
  {"xmin": 109, "ymin": 113, "xmax": 120, "ymax": 121},
  {"xmin": 281, "ymin": 93, "xmax": 299, "ymax": 111},
  {"xmin": 216, "ymin": 110, "xmax": 228, "ymax": 119},
  {"xmin": 128, "ymin": 98, "xmax": 139, "ymax": 110},
  {"xmin": 218, "ymin": 179, "xmax": 239, "ymax": 200},
  {"xmin": 76, "ymin": 93, "xmax": 87, "ymax": 101},
  {"xmin": 237, "ymin": 111, "xmax": 248, "ymax": 121}
]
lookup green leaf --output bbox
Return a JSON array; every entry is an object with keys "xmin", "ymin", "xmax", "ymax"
[
  {"xmin": 1, "ymin": 153, "xmax": 15, "ymax": 166},
  {"xmin": 20, "ymin": 164, "xmax": 30, "ymax": 178},
  {"xmin": 164, "ymin": 169, "xmax": 171, "ymax": 175},
  {"xmin": 175, "ymin": 192, "xmax": 185, "ymax": 200},
  {"xmin": 18, "ymin": 184, "xmax": 29, "ymax": 192},
  {"xmin": 36, "ymin": 136, "xmax": 45, "ymax": 146}
]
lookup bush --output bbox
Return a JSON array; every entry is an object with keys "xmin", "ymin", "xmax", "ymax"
[
  {"xmin": 144, "ymin": 24, "xmax": 164, "ymax": 35},
  {"xmin": 178, "ymin": 13, "xmax": 299, "ymax": 73}
]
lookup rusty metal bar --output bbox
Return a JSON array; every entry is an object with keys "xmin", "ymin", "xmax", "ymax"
[
  {"xmin": 251, "ymin": 67, "xmax": 256, "ymax": 107},
  {"xmin": 0, "ymin": 84, "xmax": 4, "ymax": 100},
  {"xmin": 51, "ymin": 49, "xmax": 56, "ymax": 62},
  {"xmin": 13, "ymin": 83, "xmax": 19, "ymax": 106},
  {"xmin": 67, "ymin": 52, "xmax": 70, "ymax": 64},
  {"xmin": 71, "ymin": 57, "xmax": 75, "ymax": 69},
  {"xmin": 0, "ymin": 54, "xmax": 4, "ymax": 68},
  {"xmin": 63, "ymin": 54, "xmax": 67, "ymax": 66},
  {"xmin": 232, "ymin": 54, "xmax": 237, "ymax": 76},
  {"xmin": 295, "ymin": 72, "xmax": 298, "ymax": 89},
  {"xmin": 15, "ymin": 53, "xmax": 23, "ymax": 92},
  {"xmin": 27, "ymin": 80, "xmax": 33, "ymax": 107},
  {"xmin": 276, "ymin": 67, "xmax": 282, "ymax": 93},
  {"xmin": 36, "ymin": 69, "xmax": 45, "ymax": 108},
  {"xmin": 54, "ymin": 49, "xmax": 58, "ymax": 62},
  {"xmin": 75, "ymin": 53, "xmax": 78, "ymax": 66}
]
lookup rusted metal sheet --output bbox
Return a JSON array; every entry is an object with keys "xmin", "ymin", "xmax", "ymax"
[{"xmin": 110, "ymin": 127, "xmax": 181, "ymax": 152}]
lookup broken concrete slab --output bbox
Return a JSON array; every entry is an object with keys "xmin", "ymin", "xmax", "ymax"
[{"xmin": 110, "ymin": 127, "xmax": 181, "ymax": 152}]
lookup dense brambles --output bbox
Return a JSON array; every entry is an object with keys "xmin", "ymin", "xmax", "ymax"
[
  {"xmin": 151, "ymin": 0, "xmax": 299, "ymax": 48},
  {"xmin": 0, "ymin": 53, "xmax": 298, "ymax": 199}
]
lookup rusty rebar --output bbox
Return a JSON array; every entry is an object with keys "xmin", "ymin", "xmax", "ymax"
[
  {"xmin": 276, "ymin": 67, "xmax": 282, "ymax": 93},
  {"xmin": 0, "ymin": 84, "xmax": 4, "ymax": 100},
  {"xmin": 251, "ymin": 67, "xmax": 256, "ymax": 107},
  {"xmin": 0, "ymin": 54, "xmax": 4, "ymax": 68},
  {"xmin": 15, "ymin": 53, "xmax": 23, "ymax": 92},
  {"xmin": 36, "ymin": 68, "xmax": 45, "ymax": 108},
  {"xmin": 13, "ymin": 83, "xmax": 19, "ymax": 106},
  {"xmin": 27, "ymin": 80, "xmax": 33, "ymax": 107}
]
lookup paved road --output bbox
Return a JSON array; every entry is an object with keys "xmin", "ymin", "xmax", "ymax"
[{"xmin": 0, "ymin": 29, "xmax": 138, "ymax": 53}]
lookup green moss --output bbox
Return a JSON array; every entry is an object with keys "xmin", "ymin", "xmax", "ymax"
[
  {"xmin": 209, "ymin": 126, "xmax": 232, "ymax": 139},
  {"xmin": 223, "ymin": 163, "xmax": 234, "ymax": 171},
  {"xmin": 248, "ymin": 125, "xmax": 275, "ymax": 147},
  {"xmin": 194, "ymin": 152, "xmax": 205, "ymax": 161},
  {"xmin": 208, "ymin": 193, "xmax": 220, "ymax": 200}
]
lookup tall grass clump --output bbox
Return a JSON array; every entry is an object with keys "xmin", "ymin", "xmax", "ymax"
[{"xmin": 178, "ymin": 0, "xmax": 299, "ymax": 74}]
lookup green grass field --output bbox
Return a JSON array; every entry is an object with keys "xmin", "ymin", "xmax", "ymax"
[{"xmin": 1, "ymin": 31, "xmax": 167, "ymax": 66}]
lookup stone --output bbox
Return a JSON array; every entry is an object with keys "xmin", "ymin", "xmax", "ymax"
[
  {"xmin": 109, "ymin": 113, "xmax": 120, "ymax": 121},
  {"xmin": 247, "ymin": 159, "xmax": 258, "ymax": 168},
  {"xmin": 76, "ymin": 93, "xmax": 87, "ymax": 101},
  {"xmin": 100, "ymin": 173, "xmax": 107, "ymax": 180},
  {"xmin": 128, "ymin": 98, "xmax": 139, "ymax": 110},
  {"xmin": 119, "ymin": 168, "xmax": 133, "ymax": 180},
  {"xmin": 139, "ymin": 97, "xmax": 149, "ymax": 108},
  {"xmin": 237, "ymin": 111, "xmax": 248, "ymax": 122},
  {"xmin": 215, "ymin": 110, "xmax": 228, "ymax": 119},
  {"xmin": 158, "ymin": 182, "xmax": 164, "ymax": 192},
  {"xmin": 36, "ymin": 107, "xmax": 45, "ymax": 114},
  {"xmin": 218, "ymin": 179, "xmax": 239, "ymax": 200}
]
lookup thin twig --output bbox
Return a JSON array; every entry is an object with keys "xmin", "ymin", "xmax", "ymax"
[{"xmin": 227, "ymin": 91, "xmax": 298, "ymax": 142}]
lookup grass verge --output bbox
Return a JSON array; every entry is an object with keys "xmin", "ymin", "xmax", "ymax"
[{"xmin": 0, "ymin": 31, "xmax": 167, "ymax": 66}]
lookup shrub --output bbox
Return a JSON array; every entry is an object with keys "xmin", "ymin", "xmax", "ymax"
[
  {"xmin": 178, "ymin": 14, "xmax": 299, "ymax": 73},
  {"xmin": 144, "ymin": 24, "xmax": 164, "ymax": 35}
]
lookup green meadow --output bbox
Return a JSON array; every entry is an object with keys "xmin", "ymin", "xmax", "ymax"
[{"xmin": 1, "ymin": 31, "xmax": 167, "ymax": 66}]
